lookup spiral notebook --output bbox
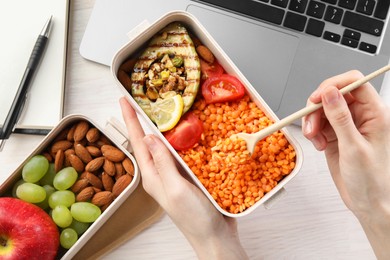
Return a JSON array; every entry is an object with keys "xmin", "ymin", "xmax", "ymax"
[{"xmin": 0, "ymin": 0, "xmax": 69, "ymax": 135}]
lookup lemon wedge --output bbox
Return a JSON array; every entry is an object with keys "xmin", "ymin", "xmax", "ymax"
[{"xmin": 151, "ymin": 94, "xmax": 184, "ymax": 132}]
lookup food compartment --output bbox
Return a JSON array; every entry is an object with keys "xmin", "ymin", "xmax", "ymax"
[
  {"xmin": 0, "ymin": 115, "xmax": 140, "ymax": 259},
  {"xmin": 111, "ymin": 11, "xmax": 303, "ymax": 217}
]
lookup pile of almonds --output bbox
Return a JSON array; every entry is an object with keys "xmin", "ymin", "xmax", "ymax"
[{"xmin": 42, "ymin": 120, "xmax": 134, "ymax": 211}]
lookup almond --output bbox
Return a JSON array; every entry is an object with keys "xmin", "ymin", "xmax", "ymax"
[
  {"xmin": 68, "ymin": 154, "xmax": 85, "ymax": 173},
  {"xmin": 51, "ymin": 140, "xmax": 73, "ymax": 154},
  {"xmin": 95, "ymin": 135, "xmax": 111, "ymax": 148},
  {"xmin": 64, "ymin": 149, "xmax": 75, "ymax": 167},
  {"xmin": 79, "ymin": 171, "xmax": 88, "ymax": 179},
  {"xmin": 71, "ymin": 179, "xmax": 89, "ymax": 193},
  {"xmin": 74, "ymin": 139, "xmax": 87, "ymax": 147},
  {"xmin": 115, "ymin": 170, "xmax": 124, "ymax": 181},
  {"xmin": 42, "ymin": 152, "xmax": 53, "ymax": 163},
  {"xmin": 103, "ymin": 159, "xmax": 116, "ymax": 176},
  {"xmin": 76, "ymin": 187, "xmax": 95, "ymax": 202},
  {"xmin": 75, "ymin": 143, "xmax": 92, "ymax": 164},
  {"xmin": 92, "ymin": 191, "xmax": 114, "ymax": 207},
  {"xmin": 64, "ymin": 148, "xmax": 75, "ymax": 156},
  {"xmin": 92, "ymin": 187, "xmax": 102, "ymax": 193},
  {"xmin": 100, "ymin": 202, "xmax": 111, "ymax": 212},
  {"xmin": 73, "ymin": 121, "xmax": 89, "ymax": 142},
  {"xmin": 86, "ymin": 146, "xmax": 102, "ymax": 157},
  {"xmin": 102, "ymin": 172, "xmax": 114, "ymax": 191},
  {"xmin": 122, "ymin": 157, "xmax": 135, "ymax": 176},
  {"xmin": 112, "ymin": 174, "xmax": 132, "ymax": 197},
  {"xmin": 86, "ymin": 127, "xmax": 100, "ymax": 143},
  {"xmin": 119, "ymin": 58, "xmax": 136, "ymax": 73},
  {"xmin": 53, "ymin": 128, "xmax": 69, "ymax": 142},
  {"xmin": 67, "ymin": 124, "xmax": 76, "ymax": 141},
  {"xmin": 85, "ymin": 157, "xmax": 105, "ymax": 172},
  {"xmin": 190, "ymin": 34, "xmax": 202, "ymax": 47},
  {"xmin": 101, "ymin": 145, "xmax": 126, "ymax": 162},
  {"xmin": 84, "ymin": 172, "xmax": 103, "ymax": 189},
  {"xmin": 118, "ymin": 70, "xmax": 132, "ymax": 91},
  {"xmin": 196, "ymin": 45, "xmax": 215, "ymax": 64},
  {"xmin": 54, "ymin": 150, "xmax": 64, "ymax": 173},
  {"xmin": 115, "ymin": 162, "xmax": 125, "ymax": 176}
]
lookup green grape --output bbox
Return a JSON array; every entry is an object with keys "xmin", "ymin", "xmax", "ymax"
[
  {"xmin": 60, "ymin": 228, "xmax": 78, "ymax": 249},
  {"xmin": 12, "ymin": 179, "xmax": 25, "ymax": 198},
  {"xmin": 53, "ymin": 167, "xmax": 78, "ymax": 190},
  {"xmin": 35, "ymin": 185, "xmax": 56, "ymax": 210},
  {"xmin": 71, "ymin": 202, "xmax": 101, "ymax": 223},
  {"xmin": 48, "ymin": 190, "xmax": 75, "ymax": 209},
  {"xmin": 22, "ymin": 155, "xmax": 49, "ymax": 183},
  {"xmin": 52, "ymin": 205, "xmax": 73, "ymax": 228},
  {"xmin": 69, "ymin": 219, "xmax": 90, "ymax": 235},
  {"xmin": 40, "ymin": 163, "xmax": 56, "ymax": 186},
  {"xmin": 16, "ymin": 183, "xmax": 46, "ymax": 203}
]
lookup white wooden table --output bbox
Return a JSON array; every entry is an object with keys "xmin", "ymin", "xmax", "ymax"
[{"xmin": 2, "ymin": 1, "xmax": 390, "ymax": 259}]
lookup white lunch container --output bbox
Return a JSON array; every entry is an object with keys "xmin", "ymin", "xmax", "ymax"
[
  {"xmin": 111, "ymin": 11, "xmax": 303, "ymax": 217},
  {"xmin": 0, "ymin": 114, "xmax": 140, "ymax": 259}
]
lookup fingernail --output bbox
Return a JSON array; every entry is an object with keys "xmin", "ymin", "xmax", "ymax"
[
  {"xmin": 323, "ymin": 87, "xmax": 340, "ymax": 105},
  {"xmin": 311, "ymin": 136, "xmax": 324, "ymax": 151},
  {"xmin": 303, "ymin": 118, "xmax": 312, "ymax": 135},
  {"xmin": 143, "ymin": 135, "xmax": 157, "ymax": 152}
]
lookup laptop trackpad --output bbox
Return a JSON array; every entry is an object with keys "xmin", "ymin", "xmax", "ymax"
[{"xmin": 186, "ymin": 5, "xmax": 299, "ymax": 111}]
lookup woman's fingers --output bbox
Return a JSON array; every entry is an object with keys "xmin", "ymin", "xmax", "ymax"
[
  {"xmin": 321, "ymin": 86, "xmax": 362, "ymax": 145},
  {"xmin": 143, "ymin": 135, "xmax": 188, "ymax": 191},
  {"xmin": 119, "ymin": 97, "xmax": 163, "ymax": 198},
  {"xmin": 303, "ymin": 70, "xmax": 374, "ymax": 148}
]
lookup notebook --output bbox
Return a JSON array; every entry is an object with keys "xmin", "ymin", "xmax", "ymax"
[
  {"xmin": 80, "ymin": 0, "xmax": 390, "ymax": 120},
  {"xmin": 0, "ymin": 0, "xmax": 69, "ymax": 134}
]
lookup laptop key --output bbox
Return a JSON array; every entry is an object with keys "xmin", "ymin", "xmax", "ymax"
[
  {"xmin": 289, "ymin": 0, "xmax": 308, "ymax": 13},
  {"xmin": 321, "ymin": 0, "xmax": 337, "ymax": 4},
  {"xmin": 306, "ymin": 18, "xmax": 325, "ymax": 37},
  {"xmin": 343, "ymin": 29, "xmax": 361, "ymax": 40},
  {"xmin": 338, "ymin": 0, "xmax": 357, "ymax": 9},
  {"xmin": 356, "ymin": 0, "xmax": 375, "ymax": 15},
  {"xmin": 324, "ymin": 6, "xmax": 344, "ymax": 24},
  {"xmin": 323, "ymin": 31, "xmax": 341, "ymax": 42},
  {"xmin": 307, "ymin": 1, "xmax": 326, "ymax": 19},
  {"xmin": 374, "ymin": 0, "xmax": 390, "ymax": 19},
  {"xmin": 284, "ymin": 11, "xmax": 307, "ymax": 31},
  {"xmin": 342, "ymin": 11, "xmax": 384, "ymax": 36},
  {"xmin": 359, "ymin": 42, "xmax": 377, "ymax": 53},
  {"xmin": 271, "ymin": 0, "xmax": 289, "ymax": 8},
  {"xmin": 341, "ymin": 37, "xmax": 359, "ymax": 48},
  {"xmin": 194, "ymin": 0, "xmax": 285, "ymax": 25}
]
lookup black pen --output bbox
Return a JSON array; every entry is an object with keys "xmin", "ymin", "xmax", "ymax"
[{"xmin": 0, "ymin": 16, "xmax": 52, "ymax": 149}]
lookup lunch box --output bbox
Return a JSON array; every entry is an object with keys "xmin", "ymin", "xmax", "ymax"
[
  {"xmin": 111, "ymin": 11, "xmax": 303, "ymax": 218},
  {"xmin": 0, "ymin": 115, "xmax": 140, "ymax": 259}
]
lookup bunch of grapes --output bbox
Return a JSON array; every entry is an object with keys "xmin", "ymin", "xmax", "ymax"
[{"xmin": 13, "ymin": 155, "xmax": 101, "ymax": 249}]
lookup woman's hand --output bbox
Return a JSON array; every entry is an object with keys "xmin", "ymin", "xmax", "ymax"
[
  {"xmin": 302, "ymin": 70, "xmax": 390, "ymax": 259},
  {"xmin": 120, "ymin": 97, "xmax": 248, "ymax": 260}
]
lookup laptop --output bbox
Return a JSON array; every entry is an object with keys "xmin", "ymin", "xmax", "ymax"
[{"xmin": 80, "ymin": 0, "xmax": 390, "ymax": 120}]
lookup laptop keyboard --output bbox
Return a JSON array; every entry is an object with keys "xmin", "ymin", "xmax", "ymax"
[{"xmin": 193, "ymin": 0, "xmax": 390, "ymax": 54}]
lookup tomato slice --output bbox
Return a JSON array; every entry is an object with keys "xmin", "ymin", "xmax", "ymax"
[
  {"xmin": 201, "ymin": 74, "xmax": 245, "ymax": 104},
  {"xmin": 200, "ymin": 59, "xmax": 224, "ymax": 81},
  {"xmin": 163, "ymin": 112, "xmax": 203, "ymax": 151}
]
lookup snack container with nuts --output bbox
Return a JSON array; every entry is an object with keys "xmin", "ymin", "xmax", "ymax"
[
  {"xmin": 0, "ymin": 114, "xmax": 140, "ymax": 259},
  {"xmin": 111, "ymin": 11, "xmax": 303, "ymax": 218}
]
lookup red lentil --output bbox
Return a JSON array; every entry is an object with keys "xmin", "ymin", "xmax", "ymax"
[{"xmin": 179, "ymin": 95, "xmax": 296, "ymax": 214}]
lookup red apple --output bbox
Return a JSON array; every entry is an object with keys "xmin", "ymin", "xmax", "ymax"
[{"xmin": 0, "ymin": 197, "xmax": 59, "ymax": 260}]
